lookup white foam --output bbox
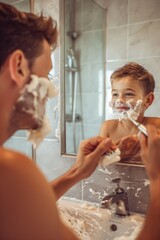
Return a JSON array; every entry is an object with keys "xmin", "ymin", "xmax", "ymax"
[
  {"xmin": 110, "ymin": 99, "xmax": 143, "ymax": 121},
  {"xmin": 16, "ymin": 75, "xmax": 59, "ymax": 147},
  {"xmin": 144, "ymin": 179, "xmax": 150, "ymax": 186},
  {"xmin": 27, "ymin": 117, "xmax": 52, "ymax": 148},
  {"xmin": 99, "ymin": 148, "xmax": 121, "ymax": 167}
]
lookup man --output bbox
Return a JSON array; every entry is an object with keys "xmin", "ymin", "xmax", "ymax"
[
  {"xmin": 0, "ymin": 2, "xmax": 114, "ymax": 239},
  {"xmin": 137, "ymin": 125, "xmax": 160, "ymax": 240},
  {"xmin": 1, "ymin": 3, "xmax": 160, "ymax": 240}
]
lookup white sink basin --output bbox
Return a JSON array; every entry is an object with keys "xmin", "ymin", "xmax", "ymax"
[{"xmin": 57, "ymin": 197, "xmax": 144, "ymax": 240}]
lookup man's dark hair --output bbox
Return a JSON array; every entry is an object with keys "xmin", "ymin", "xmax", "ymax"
[{"xmin": 0, "ymin": 2, "xmax": 58, "ymax": 69}]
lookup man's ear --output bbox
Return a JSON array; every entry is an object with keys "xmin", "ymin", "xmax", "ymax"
[
  {"xmin": 144, "ymin": 92, "xmax": 154, "ymax": 109},
  {"xmin": 8, "ymin": 50, "xmax": 29, "ymax": 88}
]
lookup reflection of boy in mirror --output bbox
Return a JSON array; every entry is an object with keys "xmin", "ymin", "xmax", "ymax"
[{"xmin": 100, "ymin": 62, "xmax": 160, "ymax": 163}]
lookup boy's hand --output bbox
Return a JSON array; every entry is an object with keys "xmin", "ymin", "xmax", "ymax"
[
  {"xmin": 75, "ymin": 136, "xmax": 115, "ymax": 179},
  {"xmin": 115, "ymin": 135, "xmax": 141, "ymax": 161}
]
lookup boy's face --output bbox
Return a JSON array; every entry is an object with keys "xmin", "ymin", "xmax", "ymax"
[{"xmin": 110, "ymin": 77, "xmax": 147, "ymax": 114}]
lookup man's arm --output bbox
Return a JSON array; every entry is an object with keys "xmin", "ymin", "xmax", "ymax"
[
  {"xmin": 136, "ymin": 126, "xmax": 160, "ymax": 240},
  {"xmin": 50, "ymin": 136, "xmax": 114, "ymax": 200}
]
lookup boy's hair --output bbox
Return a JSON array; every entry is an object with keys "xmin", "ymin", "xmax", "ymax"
[
  {"xmin": 0, "ymin": 2, "xmax": 58, "ymax": 69},
  {"xmin": 110, "ymin": 62, "xmax": 155, "ymax": 95}
]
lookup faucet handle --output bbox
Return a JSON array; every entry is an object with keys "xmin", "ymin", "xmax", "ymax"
[
  {"xmin": 112, "ymin": 178, "xmax": 121, "ymax": 184},
  {"xmin": 112, "ymin": 178, "xmax": 124, "ymax": 194}
]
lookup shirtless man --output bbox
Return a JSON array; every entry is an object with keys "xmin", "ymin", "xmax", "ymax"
[
  {"xmin": 137, "ymin": 125, "xmax": 160, "ymax": 240},
  {"xmin": 1, "ymin": 2, "xmax": 160, "ymax": 240},
  {"xmin": 0, "ymin": 3, "xmax": 114, "ymax": 239}
]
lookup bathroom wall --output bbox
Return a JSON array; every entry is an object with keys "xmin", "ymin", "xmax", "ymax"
[
  {"xmin": 5, "ymin": 0, "xmax": 159, "ymax": 214},
  {"xmin": 104, "ymin": 0, "xmax": 160, "ymax": 118}
]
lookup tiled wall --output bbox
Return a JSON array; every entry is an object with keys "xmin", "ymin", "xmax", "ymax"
[
  {"xmin": 105, "ymin": 0, "xmax": 160, "ymax": 118},
  {"xmin": 5, "ymin": 0, "xmax": 160, "ymax": 214}
]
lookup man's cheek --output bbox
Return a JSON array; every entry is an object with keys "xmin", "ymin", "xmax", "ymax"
[{"xmin": 14, "ymin": 74, "xmax": 58, "ymax": 147}]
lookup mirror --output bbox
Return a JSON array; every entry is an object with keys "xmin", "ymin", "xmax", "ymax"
[
  {"xmin": 60, "ymin": 0, "xmax": 160, "ymax": 165},
  {"xmin": 60, "ymin": 0, "xmax": 106, "ymax": 155},
  {"xmin": 1, "ymin": 0, "xmax": 32, "ymax": 11}
]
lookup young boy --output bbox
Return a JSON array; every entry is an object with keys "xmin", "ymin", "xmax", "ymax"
[{"xmin": 100, "ymin": 62, "xmax": 160, "ymax": 163}]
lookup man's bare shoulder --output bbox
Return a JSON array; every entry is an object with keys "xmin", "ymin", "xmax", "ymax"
[
  {"xmin": 0, "ymin": 147, "xmax": 28, "ymax": 157},
  {"xmin": 0, "ymin": 147, "xmax": 51, "ymax": 199},
  {"xmin": 0, "ymin": 147, "xmax": 37, "ymax": 174},
  {"xmin": 0, "ymin": 147, "xmax": 31, "ymax": 166},
  {"xmin": 0, "ymin": 147, "xmax": 51, "ymax": 191},
  {"xmin": 0, "ymin": 147, "xmax": 65, "ymax": 239},
  {"xmin": 0, "ymin": 147, "xmax": 45, "ymax": 191}
]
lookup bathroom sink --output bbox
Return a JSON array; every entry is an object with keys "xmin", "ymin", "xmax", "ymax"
[{"xmin": 57, "ymin": 197, "xmax": 144, "ymax": 240}]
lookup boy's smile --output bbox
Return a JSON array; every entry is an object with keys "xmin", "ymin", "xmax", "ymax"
[{"xmin": 110, "ymin": 77, "xmax": 146, "ymax": 114}]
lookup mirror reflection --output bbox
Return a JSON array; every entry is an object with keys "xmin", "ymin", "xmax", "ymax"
[
  {"xmin": 99, "ymin": 62, "xmax": 160, "ymax": 166},
  {"xmin": 2, "ymin": 0, "xmax": 31, "ymax": 12},
  {"xmin": 62, "ymin": 0, "xmax": 160, "ymax": 165},
  {"xmin": 63, "ymin": 0, "xmax": 106, "ymax": 154},
  {"xmin": 3, "ymin": 0, "xmax": 160, "ymax": 167}
]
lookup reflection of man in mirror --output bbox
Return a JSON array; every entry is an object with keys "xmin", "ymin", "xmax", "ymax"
[{"xmin": 100, "ymin": 62, "xmax": 160, "ymax": 164}]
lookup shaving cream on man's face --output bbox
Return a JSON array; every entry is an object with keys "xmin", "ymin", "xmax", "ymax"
[{"xmin": 15, "ymin": 74, "xmax": 59, "ymax": 148}]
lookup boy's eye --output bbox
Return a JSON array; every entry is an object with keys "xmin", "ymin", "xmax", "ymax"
[
  {"xmin": 112, "ymin": 93, "xmax": 118, "ymax": 97},
  {"xmin": 125, "ymin": 92, "xmax": 135, "ymax": 97}
]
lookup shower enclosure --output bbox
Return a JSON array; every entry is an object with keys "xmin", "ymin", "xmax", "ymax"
[{"xmin": 60, "ymin": 0, "xmax": 106, "ymax": 155}]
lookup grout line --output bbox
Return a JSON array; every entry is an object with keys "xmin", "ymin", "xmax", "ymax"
[{"xmin": 107, "ymin": 18, "xmax": 160, "ymax": 30}]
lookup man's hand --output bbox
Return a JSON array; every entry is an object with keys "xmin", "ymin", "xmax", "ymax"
[
  {"xmin": 75, "ymin": 136, "xmax": 115, "ymax": 179},
  {"xmin": 136, "ymin": 126, "xmax": 160, "ymax": 240},
  {"xmin": 50, "ymin": 136, "xmax": 115, "ymax": 200},
  {"xmin": 139, "ymin": 125, "xmax": 160, "ymax": 181}
]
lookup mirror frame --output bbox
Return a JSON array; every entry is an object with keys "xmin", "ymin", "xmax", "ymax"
[
  {"xmin": 60, "ymin": 0, "xmax": 79, "ymax": 158},
  {"xmin": 60, "ymin": 0, "xmax": 68, "ymax": 157}
]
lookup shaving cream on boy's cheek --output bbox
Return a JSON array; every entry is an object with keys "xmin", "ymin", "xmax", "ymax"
[
  {"xmin": 15, "ymin": 74, "xmax": 59, "ymax": 148},
  {"xmin": 110, "ymin": 99, "xmax": 144, "ymax": 121}
]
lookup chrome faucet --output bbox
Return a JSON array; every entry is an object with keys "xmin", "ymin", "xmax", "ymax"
[{"xmin": 101, "ymin": 178, "xmax": 130, "ymax": 216}]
